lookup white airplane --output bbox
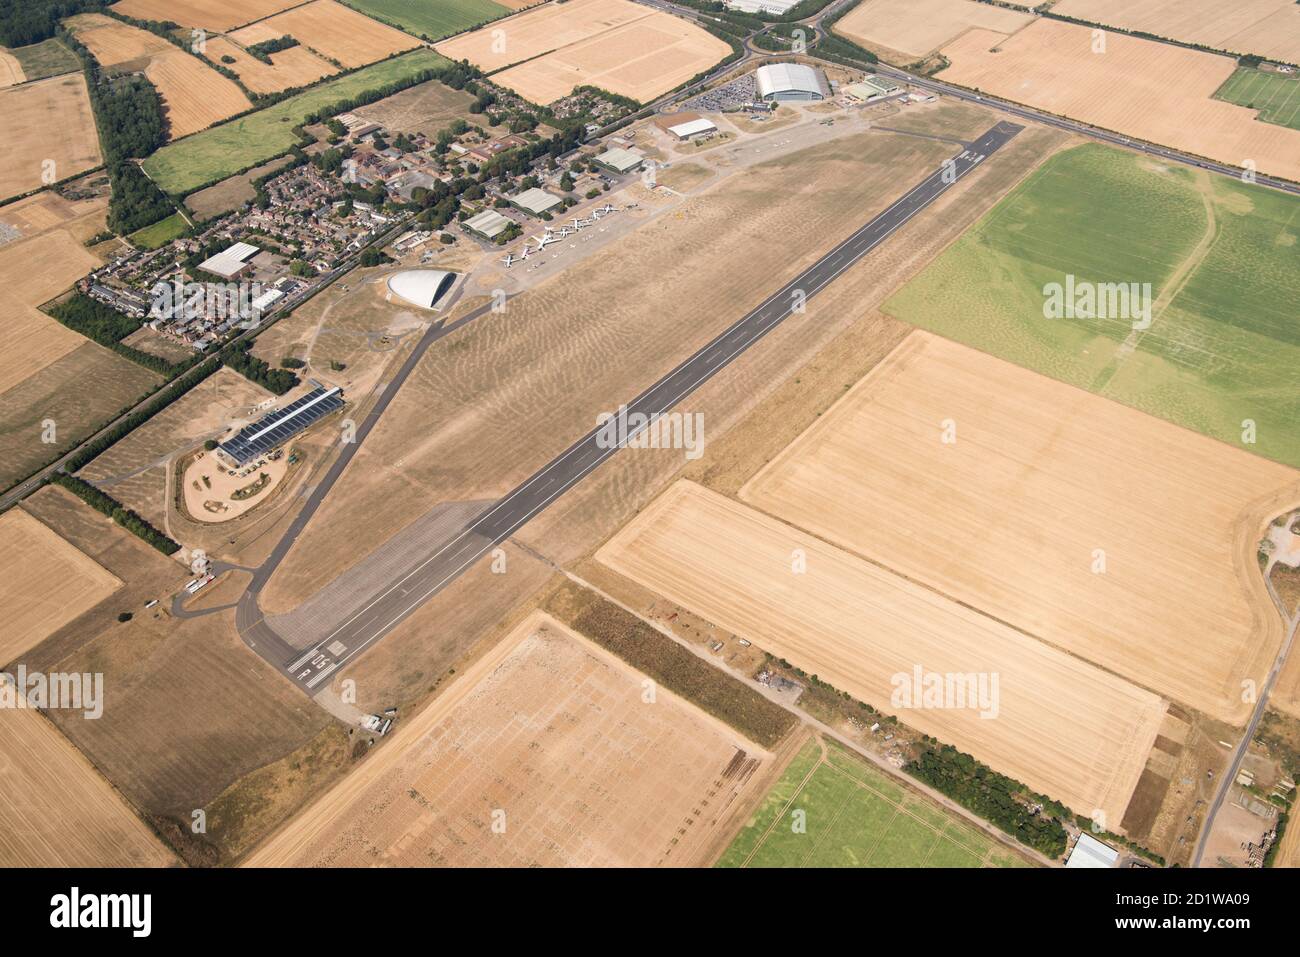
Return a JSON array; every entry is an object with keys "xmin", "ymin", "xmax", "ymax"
[{"xmin": 501, "ymin": 253, "xmax": 516, "ymax": 267}]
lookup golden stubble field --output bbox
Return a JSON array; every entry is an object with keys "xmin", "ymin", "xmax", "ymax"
[
  {"xmin": 598, "ymin": 481, "xmax": 1166, "ymax": 824},
  {"xmin": 438, "ymin": 0, "xmax": 729, "ymax": 103},
  {"xmin": 14, "ymin": 485, "xmax": 332, "ymax": 828},
  {"xmin": 0, "ymin": 191, "xmax": 162, "ymax": 488},
  {"xmin": 0, "ymin": 221, "xmax": 105, "ymax": 394},
  {"xmin": 203, "ymin": 36, "xmax": 334, "ymax": 95},
  {"xmin": 111, "ymin": 0, "xmax": 302, "ymax": 32},
  {"xmin": 247, "ymin": 611, "xmax": 767, "ymax": 866},
  {"xmin": 229, "ymin": 0, "xmax": 421, "ymax": 70},
  {"xmin": 70, "ymin": 14, "xmax": 251, "ymax": 140},
  {"xmin": 0, "ymin": 707, "xmax": 175, "ymax": 867},
  {"xmin": 1054, "ymin": 0, "xmax": 1300, "ymax": 64},
  {"xmin": 0, "ymin": 508, "xmax": 121, "ymax": 665},
  {"xmin": 494, "ymin": 9, "xmax": 732, "ymax": 104},
  {"xmin": 835, "ymin": 0, "xmax": 1032, "ymax": 60},
  {"xmin": 0, "ymin": 47, "xmax": 24, "ymax": 86},
  {"xmin": 741, "ymin": 332, "xmax": 1299, "ymax": 724},
  {"xmin": 0, "ymin": 73, "xmax": 101, "ymax": 202},
  {"xmin": 938, "ymin": 18, "xmax": 1300, "ymax": 182},
  {"xmin": 260, "ymin": 127, "xmax": 959, "ymax": 612}
]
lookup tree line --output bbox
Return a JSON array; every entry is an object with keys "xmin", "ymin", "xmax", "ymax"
[
  {"xmin": 907, "ymin": 743, "xmax": 1069, "ymax": 858},
  {"xmin": 50, "ymin": 292, "xmax": 190, "ymax": 375},
  {"xmin": 54, "ymin": 474, "xmax": 181, "ymax": 555},
  {"xmin": 221, "ymin": 340, "xmax": 300, "ymax": 395},
  {"xmin": 60, "ymin": 27, "xmax": 176, "ymax": 233}
]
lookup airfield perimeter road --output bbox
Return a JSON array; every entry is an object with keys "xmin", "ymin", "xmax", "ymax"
[{"xmin": 238, "ymin": 121, "xmax": 1024, "ymax": 694}]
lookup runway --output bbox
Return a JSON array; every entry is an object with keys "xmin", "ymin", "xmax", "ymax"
[{"xmin": 241, "ymin": 121, "xmax": 1024, "ymax": 693}]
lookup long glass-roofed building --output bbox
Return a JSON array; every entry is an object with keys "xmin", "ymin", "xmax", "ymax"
[{"xmin": 218, "ymin": 386, "xmax": 344, "ymax": 467}]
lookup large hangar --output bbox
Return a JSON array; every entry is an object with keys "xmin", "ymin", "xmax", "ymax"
[
  {"xmin": 386, "ymin": 270, "xmax": 458, "ymax": 310},
  {"xmin": 755, "ymin": 63, "xmax": 829, "ymax": 102}
]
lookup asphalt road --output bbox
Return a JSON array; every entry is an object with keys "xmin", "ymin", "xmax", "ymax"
[{"xmin": 243, "ymin": 121, "xmax": 1024, "ymax": 694}]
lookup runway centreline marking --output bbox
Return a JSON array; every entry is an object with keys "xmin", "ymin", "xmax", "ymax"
[{"xmin": 285, "ymin": 123, "xmax": 1022, "ymax": 687}]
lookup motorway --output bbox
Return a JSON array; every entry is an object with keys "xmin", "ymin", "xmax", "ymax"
[{"xmin": 239, "ymin": 121, "xmax": 1024, "ymax": 693}]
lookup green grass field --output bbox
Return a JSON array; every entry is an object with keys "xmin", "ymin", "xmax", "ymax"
[
  {"xmin": 883, "ymin": 142, "xmax": 1300, "ymax": 468},
  {"xmin": 716, "ymin": 738, "xmax": 1032, "ymax": 868},
  {"xmin": 143, "ymin": 49, "xmax": 450, "ymax": 195},
  {"xmin": 1214, "ymin": 67, "xmax": 1300, "ymax": 131},
  {"xmin": 8, "ymin": 38, "xmax": 80, "ymax": 81},
  {"xmin": 129, "ymin": 212, "xmax": 188, "ymax": 249},
  {"xmin": 341, "ymin": 0, "xmax": 510, "ymax": 41}
]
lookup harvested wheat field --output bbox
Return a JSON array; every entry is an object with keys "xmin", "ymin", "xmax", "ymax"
[
  {"xmin": 0, "ymin": 47, "xmax": 24, "ymax": 87},
  {"xmin": 112, "ymin": 0, "xmax": 302, "ymax": 32},
  {"xmin": 0, "ymin": 189, "xmax": 103, "ymax": 237},
  {"xmin": 835, "ymin": 0, "xmax": 1032, "ymax": 60},
  {"xmin": 1055, "ymin": 0, "xmax": 1300, "ymax": 65},
  {"xmin": 0, "ymin": 73, "xmax": 101, "ymax": 203},
  {"xmin": 437, "ymin": 0, "xmax": 649, "ymax": 71},
  {"xmin": 492, "ymin": 7, "xmax": 732, "ymax": 103},
  {"xmin": 0, "ymin": 707, "xmax": 174, "ymax": 867},
  {"xmin": 248, "ymin": 611, "xmax": 766, "ymax": 866},
  {"xmin": 599, "ymin": 481, "xmax": 1165, "ymax": 823},
  {"xmin": 70, "ymin": 14, "xmax": 251, "ymax": 140},
  {"xmin": 742, "ymin": 333, "xmax": 1298, "ymax": 724},
  {"xmin": 437, "ymin": 0, "xmax": 727, "ymax": 100},
  {"xmin": 0, "ymin": 509, "xmax": 121, "ymax": 665},
  {"xmin": 0, "ymin": 226, "xmax": 103, "ymax": 393},
  {"xmin": 203, "ymin": 36, "xmax": 334, "ymax": 95},
  {"xmin": 229, "ymin": 0, "xmax": 421, "ymax": 71},
  {"xmin": 938, "ymin": 19, "xmax": 1300, "ymax": 182}
]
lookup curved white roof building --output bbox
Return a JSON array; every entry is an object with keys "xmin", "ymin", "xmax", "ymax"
[
  {"xmin": 386, "ymin": 270, "xmax": 458, "ymax": 310},
  {"xmin": 755, "ymin": 63, "xmax": 828, "ymax": 102}
]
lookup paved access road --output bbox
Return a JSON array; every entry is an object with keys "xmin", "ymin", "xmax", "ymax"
[{"xmin": 243, "ymin": 122, "xmax": 1024, "ymax": 694}]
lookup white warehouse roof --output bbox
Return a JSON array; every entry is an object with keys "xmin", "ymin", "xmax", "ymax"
[
  {"xmin": 668, "ymin": 118, "xmax": 718, "ymax": 139},
  {"xmin": 1065, "ymin": 833, "xmax": 1120, "ymax": 869},
  {"xmin": 198, "ymin": 242, "xmax": 260, "ymax": 278},
  {"xmin": 755, "ymin": 62, "xmax": 828, "ymax": 101},
  {"xmin": 249, "ymin": 288, "xmax": 284, "ymax": 313},
  {"xmin": 386, "ymin": 270, "xmax": 458, "ymax": 310}
]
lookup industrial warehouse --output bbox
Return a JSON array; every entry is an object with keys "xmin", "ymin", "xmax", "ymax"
[{"xmin": 218, "ymin": 386, "xmax": 346, "ymax": 468}]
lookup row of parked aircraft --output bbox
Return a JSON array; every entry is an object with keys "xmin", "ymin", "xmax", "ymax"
[{"xmin": 501, "ymin": 204, "xmax": 619, "ymax": 267}]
